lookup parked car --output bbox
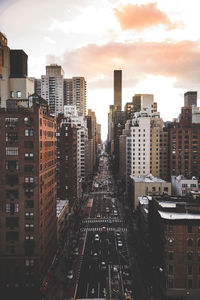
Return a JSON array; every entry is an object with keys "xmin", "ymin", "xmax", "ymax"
[{"xmin": 67, "ymin": 270, "xmax": 73, "ymax": 279}]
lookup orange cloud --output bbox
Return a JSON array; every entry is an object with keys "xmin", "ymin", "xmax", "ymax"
[
  {"xmin": 114, "ymin": 3, "xmax": 177, "ymax": 31},
  {"xmin": 46, "ymin": 40, "xmax": 200, "ymax": 90}
]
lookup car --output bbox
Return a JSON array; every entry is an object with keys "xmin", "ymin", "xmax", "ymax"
[
  {"xmin": 108, "ymin": 218, "xmax": 112, "ymax": 224},
  {"xmin": 73, "ymin": 248, "xmax": 78, "ymax": 256},
  {"xmin": 96, "ymin": 213, "xmax": 101, "ymax": 218},
  {"xmin": 94, "ymin": 234, "xmax": 100, "ymax": 241},
  {"xmin": 100, "ymin": 261, "xmax": 106, "ymax": 270},
  {"xmin": 67, "ymin": 270, "xmax": 73, "ymax": 279},
  {"xmin": 114, "ymin": 212, "xmax": 118, "ymax": 217},
  {"xmin": 117, "ymin": 240, "xmax": 123, "ymax": 247},
  {"xmin": 106, "ymin": 207, "xmax": 110, "ymax": 213},
  {"xmin": 123, "ymin": 271, "xmax": 131, "ymax": 278},
  {"xmin": 102, "ymin": 226, "xmax": 107, "ymax": 233},
  {"xmin": 92, "ymin": 252, "xmax": 98, "ymax": 260},
  {"xmin": 116, "ymin": 231, "xmax": 121, "ymax": 237}
]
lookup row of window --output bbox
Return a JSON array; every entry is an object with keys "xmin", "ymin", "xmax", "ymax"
[{"xmin": 168, "ymin": 238, "xmax": 200, "ymax": 247}]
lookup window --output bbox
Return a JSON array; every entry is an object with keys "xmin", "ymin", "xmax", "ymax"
[
  {"xmin": 188, "ymin": 279, "xmax": 192, "ymax": 289},
  {"xmin": 188, "ymin": 225, "xmax": 192, "ymax": 233},
  {"xmin": 25, "ymin": 259, "xmax": 34, "ymax": 266},
  {"xmin": 24, "ymin": 165, "xmax": 34, "ymax": 172},
  {"xmin": 6, "ymin": 174, "xmax": 18, "ymax": 186},
  {"xmin": 25, "ymin": 224, "xmax": 34, "ymax": 231},
  {"xmin": 168, "ymin": 265, "xmax": 173, "ymax": 275},
  {"xmin": 168, "ymin": 278, "xmax": 173, "ymax": 288},
  {"xmin": 24, "ymin": 153, "xmax": 34, "ymax": 160},
  {"xmin": 24, "ymin": 141, "xmax": 34, "ymax": 148},
  {"xmin": 24, "ymin": 129, "xmax": 34, "ymax": 137},
  {"xmin": 188, "ymin": 265, "xmax": 193, "ymax": 275},
  {"xmin": 188, "ymin": 238, "xmax": 193, "ymax": 247},
  {"xmin": 24, "ymin": 188, "xmax": 34, "ymax": 197},
  {"xmin": 10, "ymin": 91, "xmax": 14, "ymax": 98},
  {"xmin": 25, "ymin": 212, "xmax": 34, "ymax": 219},
  {"xmin": 24, "ymin": 177, "xmax": 34, "ymax": 183},
  {"xmin": 6, "ymin": 147, "xmax": 18, "ymax": 156},
  {"xmin": 16, "ymin": 91, "xmax": 21, "ymax": 98},
  {"xmin": 187, "ymin": 252, "xmax": 193, "ymax": 260},
  {"xmin": 6, "ymin": 132, "xmax": 18, "ymax": 143},
  {"xmin": 198, "ymin": 239, "xmax": 200, "ymax": 247},
  {"xmin": 25, "ymin": 200, "xmax": 34, "ymax": 209},
  {"xmin": 25, "ymin": 236, "xmax": 34, "ymax": 240},
  {"xmin": 169, "ymin": 225, "xmax": 173, "ymax": 233},
  {"xmin": 6, "ymin": 231, "xmax": 19, "ymax": 241},
  {"xmin": 169, "ymin": 252, "xmax": 174, "ymax": 260},
  {"xmin": 6, "ymin": 161, "xmax": 19, "ymax": 171}
]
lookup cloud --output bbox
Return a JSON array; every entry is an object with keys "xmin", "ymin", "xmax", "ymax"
[
  {"xmin": 46, "ymin": 40, "xmax": 200, "ymax": 91},
  {"xmin": 113, "ymin": 2, "xmax": 180, "ymax": 31}
]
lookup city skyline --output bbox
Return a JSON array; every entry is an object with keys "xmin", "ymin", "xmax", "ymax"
[{"xmin": 1, "ymin": 0, "xmax": 200, "ymax": 139}]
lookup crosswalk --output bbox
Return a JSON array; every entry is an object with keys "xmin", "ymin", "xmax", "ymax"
[
  {"xmin": 82, "ymin": 218, "xmax": 123, "ymax": 224},
  {"xmin": 80, "ymin": 227, "xmax": 127, "ymax": 232}
]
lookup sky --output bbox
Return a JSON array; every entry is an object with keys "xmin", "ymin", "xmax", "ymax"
[{"xmin": 1, "ymin": 0, "xmax": 200, "ymax": 140}]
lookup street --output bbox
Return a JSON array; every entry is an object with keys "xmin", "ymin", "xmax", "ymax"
[{"xmin": 45, "ymin": 153, "xmax": 136, "ymax": 300}]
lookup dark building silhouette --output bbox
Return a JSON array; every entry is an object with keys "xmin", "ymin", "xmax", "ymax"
[
  {"xmin": 10, "ymin": 50, "xmax": 28, "ymax": 78},
  {"xmin": 57, "ymin": 115, "xmax": 78, "ymax": 210},
  {"xmin": 114, "ymin": 70, "xmax": 122, "ymax": 111}
]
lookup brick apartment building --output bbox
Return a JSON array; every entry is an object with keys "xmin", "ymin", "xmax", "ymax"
[
  {"xmin": 168, "ymin": 105, "xmax": 200, "ymax": 179},
  {"xmin": 148, "ymin": 195, "xmax": 200, "ymax": 300},
  {"xmin": 0, "ymin": 94, "xmax": 57, "ymax": 297}
]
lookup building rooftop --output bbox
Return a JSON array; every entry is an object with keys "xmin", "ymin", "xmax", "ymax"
[
  {"xmin": 130, "ymin": 174, "xmax": 167, "ymax": 183},
  {"xmin": 158, "ymin": 210, "xmax": 200, "ymax": 220}
]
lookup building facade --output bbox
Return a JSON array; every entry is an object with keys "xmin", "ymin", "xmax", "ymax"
[
  {"xmin": 41, "ymin": 64, "xmax": 64, "ymax": 116},
  {"xmin": 0, "ymin": 95, "xmax": 57, "ymax": 296}
]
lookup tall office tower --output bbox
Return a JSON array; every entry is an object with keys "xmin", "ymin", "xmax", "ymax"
[
  {"xmin": 0, "ymin": 94, "xmax": 57, "ymax": 298},
  {"xmin": 168, "ymin": 96, "xmax": 200, "ymax": 178},
  {"xmin": 96, "ymin": 124, "xmax": 101, "ymax": 146},
  {"xmin": 114, "ymin": 70, "xmax": 122, "ymax": 111},
  {"xmin": 72, "ymin": 77, "xmax": 87, "ymax": 117},
  {"xmin": 0, "ymin": 32, "xmax": 34, "ymax": 108},
  {"xmin": 41, "ymin": 64, "xmax": 64, "ymax": 116},
  {"xmin": 184, "ymin": 91, "xmax": 197, "ymax": 107},
  {"xmin": 63, "ymin": 78, "xmax": 73, "ymax": 105},
  {"xmin": 57, "ymin": 115, "xmax": 77, "ymax": 209},
  {"xmin": 64, "ymin": 105, "xmax": 88, "ymax": 199},
  {"xmin": 87, "ymin": 109, "xmax": 97, "ymax": 173}
]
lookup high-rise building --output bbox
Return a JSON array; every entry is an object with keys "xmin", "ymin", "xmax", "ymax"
[
  {"xmin": 0, "ymin": 94, "xmax": 57, "ymax": 297},
  {"xmin": 41, "ymin": 64, "xmax": 64, "ymax": 116},
  {"xmin": 168, "ymin": 94, "xmax": 200, "ymax": 178},
  {"xmin": 114, "ymin": 70, "xmax": 122, "ymax": 111},
  {"xmin": 57, "ymin": 115, "xmax": 77, "ymax": 209},
  {"xmin": 72, "ymin": 77, "xmax": 87, "ymax": 117},
  {"xmin": 64, "ymin": 105, "xmax": 88, "ymax": 199},
  {"xmin": 63, "ymin": 78, "xmax": 73, "ymax": 106},
  {"xmin": 184, "ymin": 91, "xmax": 197, "ymax": 107}
]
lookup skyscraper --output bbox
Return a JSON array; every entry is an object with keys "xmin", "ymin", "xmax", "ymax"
[
  {"xmin": 184, "ymin": 91, "xmax": 197, "ymax": 107},
  {"xmin": 41, "ymin": 64, "xmax": 64, "ymax": 116},
  {"xmin": 72, "ymin": 77, "xmax": 87, "ymax": 117},
  {"xmin": 114, "ymin": 70, "xmax": 122, "ymax": 111}
]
